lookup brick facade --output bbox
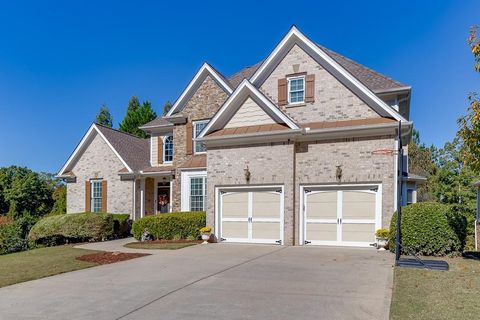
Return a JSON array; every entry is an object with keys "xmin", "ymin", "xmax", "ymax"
[
  {"xmin": 260, "ymin": 44, "xmax": 381, "ymax": 123},
  {"xmin": 66, "ymin": 133, "xmax": 133, "ymax": 214}
]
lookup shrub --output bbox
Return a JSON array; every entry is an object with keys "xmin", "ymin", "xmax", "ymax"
[
  {"xmin": 375, "ymin": 228, "xmax": 389, "ymax": 238},
  {"xmin": 112, "ymin": 214, "xmax": 131, "ymax": 238},
  {"xmin": 0, "ymin": 220, "xmax": 27, "ymax": 254},
  {"xmin": 389, "ymin": 202, "xmax": 462, "ymax": 256},
  {"xmin": 28, "ymin": 213, "xmax": 114, "ymax": 245},
  {"xmin": 132, "ymin": 211, "xmax": 206, "ymax": 240}
]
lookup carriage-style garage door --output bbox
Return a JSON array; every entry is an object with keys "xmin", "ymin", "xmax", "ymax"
[
  {"xmin": 302, "ymin": 185, "xmax": 381, "ymax": 247},
  {"xmin": 219, "ymin": 187, "xmax": 283, "ymax": 244}
]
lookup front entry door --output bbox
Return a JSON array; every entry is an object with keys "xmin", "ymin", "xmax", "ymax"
[{"xmin": 156, "ymin": 182, "xmax": 170, "ymax": 214}]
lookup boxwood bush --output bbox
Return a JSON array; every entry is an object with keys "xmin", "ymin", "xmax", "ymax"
[
  {"xmin": 28, "ymin": 213, "xmax": 114, "ymax": 245},
  {"xmin": 389, "ymin": 202, "xmax": 462, "ymax": 256},
  {"xmin": 132, "ymin": 211, "xmax": 206, "ymax": 240}
]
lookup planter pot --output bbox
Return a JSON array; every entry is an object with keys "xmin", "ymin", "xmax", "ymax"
[
  {"xmin": 376, "ymin": 237, "xmax": 388, "ymax": 250},
  {"xmin": 201, "ymin": 233, "xmax": 211, "ymax": 243}
]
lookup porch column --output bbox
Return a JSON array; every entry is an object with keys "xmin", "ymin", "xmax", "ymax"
[{"xmin": 140, "ymin": 178, "xmax": 145, "ymax": 218}]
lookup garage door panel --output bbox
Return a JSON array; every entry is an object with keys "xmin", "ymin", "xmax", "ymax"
[
  {"xmin": 342, "ymin": 191, "xmax": 375, "ymax": 220},
  {"xmin": 306, "ymin": 191, "xmax": 337, "ymax": 219},
  {"xmin": 306, "ymin": 223, "xmax": 337, "ymax": 241},
  {"xmin": 342, "ymin": 223, "xmax": 375, "ymax": 242},
  {"xmin": 222, "ymin": 221, "xmax": 248, "ymax": 239},
  {"xmin": 252, "ymin": 222, "xmax": 280, "ymax": 240},
  {"xmin": 252, "ymin": 192, "xmax": 280, "ymax": 218},
  {"xmin": 222, "ymin": 193, "xmax": 248, "ymax": 218}
]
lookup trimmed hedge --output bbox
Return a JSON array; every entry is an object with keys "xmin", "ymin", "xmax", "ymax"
[
  {"xmin": 0, "ymin": 220, "xmax": 27, "ymax": 254},
  {"xmin": 389, "ymin": 202, "xmax": 462, "ymax": 256},
  {"xmin": 28, "ymin": 213, "xmax": 114, "ymax": 245},
  {"xmin": 132, "ymin": 211, "xmax": 206, "ymax": 240}
]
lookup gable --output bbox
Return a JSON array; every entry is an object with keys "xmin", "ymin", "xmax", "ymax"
[
  {"xmin": 182, "ymin": 75, "xmax": 229, "ymax": 119},
  {"xmin": 260, "ymin": 44, "xmax": 382, "ymax": 123},
  {"xmin": 225, "ymin": 97, "xmax": 276, "ymax": 128},
  {"xmin": 166, "ymin": 63, "xmax": 232, "ymax": 117},
  {"xmin": 250, "ymin": 26, "xmax": 406, "ymax": 122}
]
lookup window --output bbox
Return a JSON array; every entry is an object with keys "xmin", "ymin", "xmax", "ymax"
[
  {"xmin": 193, "ymin": 120, "xmax": 209, "ymax": 153},
  {"xmin": 163, "ymin": 136, "xmax": 173, "ymax": 162},
  {"xmin": 190, "ymin": 176, "xmax": 206, "ymax": 211},
  {"xmin": 288, "ymin": 76, "xmax": 305, "ymax": 104},
  {"xmin": 406, "ymin": 189, "xmax": 414, "ymax": 205},
  {"xmin": 91, "ymin": 180, "xmax": 102, "ymax": 212}
]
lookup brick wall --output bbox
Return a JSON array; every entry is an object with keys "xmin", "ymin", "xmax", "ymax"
[
  {"xmin": 170, "ymin": 75, "xmax": 229, "ymax": 211},
  {"xmin": 66, "ymin": 133, "xmax": 133, "ymax": 214},
  {"xmin": 260, "ymin": 44, "xmax": 381, "ymax": 123}
]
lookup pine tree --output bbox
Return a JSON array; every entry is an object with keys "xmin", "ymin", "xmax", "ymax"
[
  {"xmin": 95, "ymin": 104, "xmax": 113, "ymax": 127},
  {"xmin": 163, "ymin": 101, "xmax": 172, "ymax": 116},
  {"xmin": 119, "ymin": 96, "xmax": 157, "ymax": 138}
]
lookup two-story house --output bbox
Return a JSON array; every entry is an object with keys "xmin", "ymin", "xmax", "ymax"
[{"xmin": 57, "ymin": 26, "xmax": 417, "ymax": 246}]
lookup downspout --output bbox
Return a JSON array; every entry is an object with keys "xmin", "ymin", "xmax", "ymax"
[{"xmin": 292, "ymin": 140, "xmax": 296, "ymax": 245}]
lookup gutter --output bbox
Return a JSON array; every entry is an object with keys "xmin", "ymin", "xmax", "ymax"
[{"xmin": 373, "ymin": 86, "xmax": 412, "ymax": 95}]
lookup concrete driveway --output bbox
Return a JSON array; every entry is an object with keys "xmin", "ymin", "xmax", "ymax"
[{"xmin": 0, "ymin": 244, "xmax": 393, "ymax": 320}]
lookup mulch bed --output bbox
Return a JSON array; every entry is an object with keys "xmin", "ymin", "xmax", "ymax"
[
  {"xmin": 138, "ymin": 239, "xmax": 203, "ymax": 244},
  {"xmin": 76, "ymin": 252, "xmax": 150, "ymax": 265}
]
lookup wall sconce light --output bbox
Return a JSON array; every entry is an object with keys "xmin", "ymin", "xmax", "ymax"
[
  {"xmin": 244, "ymin": 166, "xmax": 251, "ymax": 183},
  {"xmin": 336, "ymin": 165, "xmax": 342, "ymax": 183}
]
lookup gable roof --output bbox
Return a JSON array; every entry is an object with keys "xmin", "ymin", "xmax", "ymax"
[
  {"xmin": 58, "ymin": 124, "xmax": 149, "ymax": 176},
  {"xmin": 198, "ymin": 79, "xmax": 299, "ymax": 138},
  {"xmin": 226, "ymin": 30, "xmax": 409, "ymax": 93},
  {"xmin": 166, "ymin": 62, "xmax": 233, "ymax": 116}
]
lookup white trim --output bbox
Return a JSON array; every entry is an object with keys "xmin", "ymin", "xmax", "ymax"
[
  {"xmin": 249, "ymin": 26, "xmax": 407, "ymax": 122},
  {"xmin": 300, "ymin": 183, "xmax": 382, "ymax": 247},
  {"xmin": 287, "ymin": 75, "xmax": 305, "ymax": 105},
  {"xmin": 198, "ymin": 80, "xmax": 299, "ymax": 138},
  {"xmin": 181, "ymin": 170, "xmax": 207, "ymax": 211},
  {"xmin": 166, "ymin": 63, "xmax": 233, "ymax": 117},
  {"xmin": 215, "ymin": 185, "xmax": 284, "ymax": 245},
  {"xmin": 58, "ymin": 124, "xmax": 133, "ymax": 176}
]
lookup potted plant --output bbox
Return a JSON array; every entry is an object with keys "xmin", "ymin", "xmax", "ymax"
[
  {"xmin": 199, "ymin": 226, "xmax": 212, "ymax": 243},
  {"xmin": 375, "ymin": 228, "xmax": 389, "ymax": 250}
]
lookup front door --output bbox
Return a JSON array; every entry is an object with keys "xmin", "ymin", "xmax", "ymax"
[{"xmin": 156, "ymin": 182, "xmax": 171, "ymax": 214}]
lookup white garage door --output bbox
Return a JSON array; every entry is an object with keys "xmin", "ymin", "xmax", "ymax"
[
  {"xmin": 302, "ymin": 186, "xmax": 381, "ymax": 247},
  {"xmin": 219, "ymin": 188, "xmax": 283, "ymax": 244}
]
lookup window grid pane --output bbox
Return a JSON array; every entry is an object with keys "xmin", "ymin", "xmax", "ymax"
[
  {"xmin": 164, "ymin": 136, "xmax": 174, "ymax": 162},
  {"xmin": 190, "ymin": 177, "xmax": 206, "ymax": 211},
  {"xmin": 194, "ymin": 121, "xmax": 208, "ymax": 153},
  {"xmin": 91, "ymin": 181, "xmax": 102, "ymax": 213},
  {"xmin": 289, "ymin": 77, "xmax": 305, "ymax": 103}
]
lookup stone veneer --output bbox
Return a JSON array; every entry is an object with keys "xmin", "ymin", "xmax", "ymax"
[
  {"xmin": 260, "ymin": 44, "xmax": 381, "ymax": 123},
  {"xmin": 66, "ymin": 133, "xmax": 134, "ymax": 214},
  {"xmin": 170, "ymin": 75, "xmax": 229, "ymax": 211},
  {"xmin": 206, "ymin": 136, "xmax": 396, "ymax": 245}
]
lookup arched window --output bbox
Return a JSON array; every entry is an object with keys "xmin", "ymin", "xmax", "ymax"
[{"xmin": 163, "ymin": 136, "xmax": 173, "ymax": 162}]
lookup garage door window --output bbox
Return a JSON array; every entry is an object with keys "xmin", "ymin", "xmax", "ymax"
[{"xmin": 190, "ymin": 177, "xmax": 206, "ymax": 211}]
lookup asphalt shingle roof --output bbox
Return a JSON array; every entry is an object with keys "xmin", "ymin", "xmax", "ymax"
[
  {"xmin": 227, "ymin": 45, "xmax": 408, "ymax": 92},
  {"xmin": 95, "ymin": 124, "xmax": 150, "ymax": 172}
]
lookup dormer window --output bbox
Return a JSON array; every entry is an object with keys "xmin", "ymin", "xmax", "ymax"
[
  {"xmin": 163, "ymin": 136, "xmax": 173, "ymax": 162},
  {"xmin": 288, "ymin": 76, "xmax": 305, "ymax": 104}
]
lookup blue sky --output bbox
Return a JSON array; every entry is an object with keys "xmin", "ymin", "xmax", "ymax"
[{"xmin": 0, "ymin": 0, "xmax": 478, "ymax": 173}]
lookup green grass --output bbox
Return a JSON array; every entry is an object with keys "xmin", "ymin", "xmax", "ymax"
[
  {"xmin": 124, "ymin": 242, "xmax": 198, "ymax": 250},
  {"xmin": 390, "ymin": 256, "xmax": 480, "ymax": 320},
  {"xmin": 0, "ymin": 245, "xmax": 100, "ymax": 288}
]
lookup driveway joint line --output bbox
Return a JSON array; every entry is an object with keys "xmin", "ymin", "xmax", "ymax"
[{"xmin": 115, "ymin": 246, "xmax": 286, "ymax": 320}]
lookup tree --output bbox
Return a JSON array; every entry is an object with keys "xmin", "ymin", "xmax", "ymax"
[
  {"xmin": 408, "ymin": 130, "xmax": 437, "ymax": 201},
  {"xmin": 95, "ymin": 104, "xmax": 113, "ymax": 127},
  {"xmin": 119, "ymin": 96, "xmax": 157, "ymax": 138},
  {"xmin": 163, "ymin": 101, "xmax": 172, "ymax": 116},
  {"xmin": 50, "ymin": 184, "xmax": 67, "ymax": 215},
  {"xmin": 0, "ymin": 166, "xmax": 55, "ymax": 218},
  {"xmin": 457, "ymin": 26, "xmax": 480, "ymax": 172}
]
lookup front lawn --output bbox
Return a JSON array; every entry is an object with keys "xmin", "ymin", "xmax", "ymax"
[
  {"xmin": 124, "ymin": 240, "xmax": 200, "ymax": 250},
  {"xmin": 390, "ymin": 256, "xmax": 480, "ymax": 319},
  {"xmin": 0, "ymin": 245, "xmax": 100, "ymax": 288}
]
